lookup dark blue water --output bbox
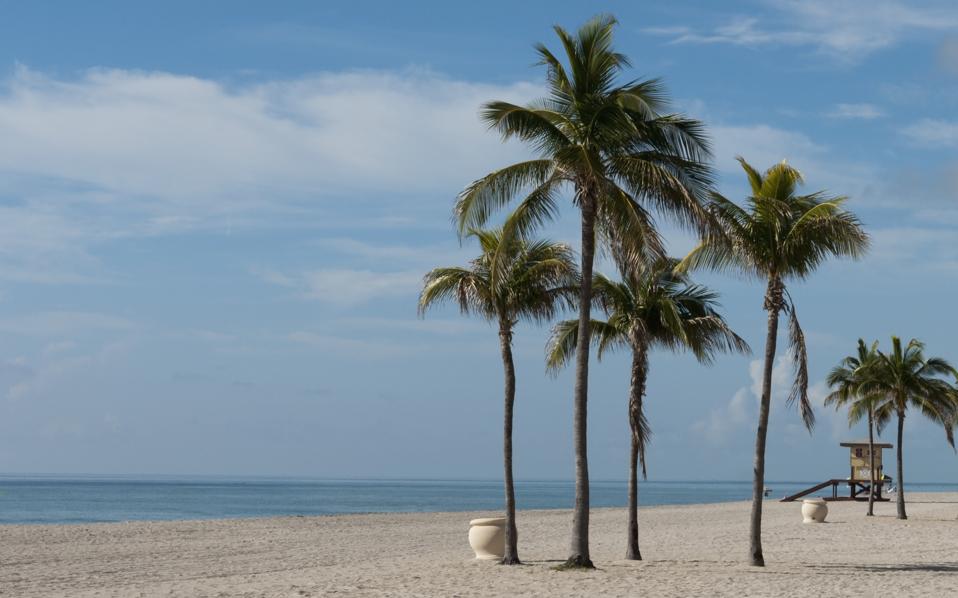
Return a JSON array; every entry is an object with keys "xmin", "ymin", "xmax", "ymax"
[{"xmin": 2, "ymin": 476, "xmax": 956, "ymax": 524}]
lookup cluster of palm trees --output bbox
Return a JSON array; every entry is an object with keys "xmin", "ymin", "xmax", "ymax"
[
  {"xmin": 418, "ymin": 14, "xmax": 954, "ymax": 569},
  {"xmin": 826, "ymin": 338, "xmax": 958, "ymax": 520}
]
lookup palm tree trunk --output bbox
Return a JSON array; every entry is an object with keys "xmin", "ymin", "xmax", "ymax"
[
  {"xmin": 626, "ymin": 346, "xmax": 648, "ymax": 560},
  {"xmin": 498, "ymin": 323, "xmax": 520, "ymax": 564},
  {"xmin": 867, "ymin": 407, "xmax": 875, "ymax": 517},
  {"xmin": 566, "ymin": 194, "xmax": 596, "ymax": 569},
  {"xmin": 750, "ymin": 276, "xmax": 783, "ymax": 567},
  {"xmin": 896, "ymin": 409, "xmax": 907, "ymax": 520}
]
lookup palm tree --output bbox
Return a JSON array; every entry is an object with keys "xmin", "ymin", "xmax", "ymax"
[
  {"xmin": 546, "ymin": 257, "xmax": 748, "ymax": 560},
  {"xmin": 419, "ymin": 228, "xmax": 577, "ymax": 564},
  {"xmin": 679, "ymin": 157, "xmax": 869, "ymax": 566},
  {"xmin": 825, "ymin": 339, "xmax": 882, "ymax": 516},
  {"xmin": 455, "ymin": 15, "xmax": 713, "ymax": 568},
  {"xmin": 860, "ymin": 337, "xmax": 958, "ymax": 520}
]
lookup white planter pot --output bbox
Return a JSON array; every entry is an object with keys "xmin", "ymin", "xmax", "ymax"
[
  {"xmin": 468, "ymin": 517, "xmax": 506, "ymax": 560},
  {"xmin": 802, "ymin": 498, "xmax": 828, "ymax": 523}
]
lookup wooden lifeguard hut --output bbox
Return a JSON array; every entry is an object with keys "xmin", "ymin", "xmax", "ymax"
[{"xmin": 781, "ymin": 439, "xmax": 893, "ymax": 502}]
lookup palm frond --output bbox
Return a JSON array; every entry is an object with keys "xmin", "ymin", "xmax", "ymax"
[
  {"xmin": 786, "ymin": 296, "xmax": 813, "ymax": 431},
  {"xmin": 455, "ymin": 160, "xmax": 556, "ymax": 234}
]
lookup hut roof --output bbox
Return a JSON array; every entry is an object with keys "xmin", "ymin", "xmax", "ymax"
[{"xmin": 840, "ymin": 440, "xmax": 893, "ymax": 449}]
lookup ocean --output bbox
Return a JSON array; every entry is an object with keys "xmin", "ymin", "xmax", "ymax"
[{"xmin": 2, "ymin": 475, "xmax": 955, "ymax": 525}]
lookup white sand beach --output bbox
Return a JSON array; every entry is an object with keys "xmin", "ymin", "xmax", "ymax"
[{"xmin": 2, "ymin": 493, "xmax": 957, "ymax": 597}]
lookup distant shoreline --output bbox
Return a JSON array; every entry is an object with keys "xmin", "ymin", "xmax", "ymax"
[{"xmin": 2, "ymin": 477, "xmax": 957, "ymax": 525}]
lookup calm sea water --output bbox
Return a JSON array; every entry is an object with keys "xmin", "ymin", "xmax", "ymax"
[{"xmin": 2, "ymin": 476, "xmax": 956, "ymax": 525}]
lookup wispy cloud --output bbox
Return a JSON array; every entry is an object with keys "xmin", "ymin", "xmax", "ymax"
[
  {"xmin": 711, "ymin": 123, "xmax": 869, "ymax": 191},
  {"xmin": 644, "ymin": 1, "xmax": 958, "ymax": 62},
  {"xmin": 0, "ymin": 311, "xmax": 136, "ymax": 337},
  {"xmin": 254, "ymin": 266, "xmax": 422, "ymax": 305},
  {"xmin": 940, "ymin": 38, "xmax": 958, "ymax": 74},
  {"xmin": 900, "ymin": 119, "xmax": 958, "ymax": 147},
  {"xmin": 313, "ymin": 238, "xmax": 462, "ymax": 266},
  {"xmin": 828, "ymin": 103, "xmax": 884, "ymax": 119}
]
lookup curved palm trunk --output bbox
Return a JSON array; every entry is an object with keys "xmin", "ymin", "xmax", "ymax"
[
  {"xmin": 626, "ymin": 346, "xmax": 648, "ymax": 560},
  {"xmin": 498, "ymin": 324, "xmax": 520, "ymax": 564},
  {"xmin": 896, "ymin": 409, "xmax": 907, "ymax": 520},
  {"xmin": 750, "ymin": 277, "xmax": 783, "ymax": 567},
  {"xmin": 867, "ymin": 407, "xmax": 875, "ymax": 517},
  {"xmin": 566, "ymin": 195, "xmax": 596, "ymax": 569}
]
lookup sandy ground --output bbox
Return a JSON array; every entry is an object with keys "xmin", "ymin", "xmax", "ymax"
[{"xmin": 2, "ymin": 493, "xmax": 957, "ymax": 597}]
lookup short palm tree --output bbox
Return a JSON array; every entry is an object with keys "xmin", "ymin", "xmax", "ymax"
[
  {"xmin": 860, "ymin": 337, "xmax": 958, "ymax": 520},
  {"xmin": 419, "ymin": 228, "xmax": 577, "ymax": 564},
  {"xmin": 456, "ymin": 15, "xmax": 713, "ymax": 568},
  {"xmin": 679, "ymin": 157, "xmax": 869, "ymax": 566},
  {"xmin": 545, "ymin": 257, "xmax": 749, "ymax": 560},
  {"xmin": 825, "ymin": 339, "xmax": 882, "ymax": 516}
]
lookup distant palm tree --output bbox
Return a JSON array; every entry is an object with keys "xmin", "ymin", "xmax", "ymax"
[
  {"xmin": 860, "ymin": 337, "xmax": 958, "ymax": 520},
  {"xmin": 825, "ymin": 339, "xmax": 882, "ymax": 516},
  {"xmin": 546, "ymin": 257, "xmax": 748, "ymax": 560},
  {"xmin": 680, "ymin": 157, "xmax": 869, "ymax": 566},
  {"xmin": 419, "ymin": 228, "xmax": 578, "ymax": 564},
  {"xmin": 456, "ymin": 15, "xmax": 713, "ymax": 568}
]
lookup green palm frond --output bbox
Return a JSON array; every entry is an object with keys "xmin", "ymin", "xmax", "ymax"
[
  {"xmin": 858, "ymin": 336, "xmax": 958, "ymax": 449},
  {"xmin": 549, "ymin": 258, "xmax": 749, "ymax": 366},
  {"xmin": 455, "ymin": 160, "xmax": 557, "ymax": 235},
  {"xmin": 680, "ymin": 159, "xmax": 869, "ymax": 281},
  {"xmin": 420, "ymin": 223, "xmax": 579, "ymax": 330},
  {"xmin": 545, "ymin": 318, "xmax": 627, "ymax": 372}
]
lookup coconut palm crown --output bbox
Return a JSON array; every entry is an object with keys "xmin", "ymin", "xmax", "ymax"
[
  {"xmin": 456, "ymin": 14, "xmax": 714, "ymax": 568},
  {"xmin": 419, "ymin": 227, "xmax": 578, "ymax": 564},
  {"xmin": 546, "ymin": 257, "xmax": 749, "ymax": 560},
  {"xmin": 679, "ymin": 157, "xmax": 869, "ymax": 566}
]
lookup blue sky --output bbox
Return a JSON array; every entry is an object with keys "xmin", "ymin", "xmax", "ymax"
[{"xmin": 0, "ymin": 1, "xmax": 957, "ymax": 483}]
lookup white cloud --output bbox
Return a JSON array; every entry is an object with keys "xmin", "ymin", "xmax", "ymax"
[
  {"xmin": 286, "ymin": 330, "xmax": 409, "ymax": 357},
  {"xmin": 692, "ymin": 387, "xmax": 752, "ymax": 445},
  {"xmin": 256, "ymin": 267, "xmax": 422, "ymax": 305},
  {"xmin": 301, "ymin": 269, "xmax": 422, "ymax": 304},
  {"xmin": 0, "ymin": 67, "xmax": 539, "ymax": 283},
  {"xmin": 711, "ymin": 124, "xmax": 824, "ymax": 174},
  {"xmin": 708, "ymin": 122, "xmax": 877, "ymax": 202},
  {"xmin": 314, "ymin": 238, "xmax": 464, "ymax": 266},
  {"xmin": 644, "ymin": 1, "xmax": 958, "ymax": 61},
  {"xmin": 693, "ymin": 355, "xmax": 821, "ymax": 445},
  {"xmin": 334, "ymin": 317, "xmax": 484, "ymax": 336},
  {"xmin": 900, "ymin": 119, "xmax": 958, "ymax": 147},
  {"xmin": 867, "ymin": 226, "xmax": 958, "ymax": 271},
  {"xmin": 0, "ymin": 67, "xmax": 536, "ymax": 204},
  {"xmin": 3, "ymin": 341, "xmax": 130, "ymax": 402},
  {"xmin": 828, "ymin": 103, "xmax": 884, "ymax": 119}
]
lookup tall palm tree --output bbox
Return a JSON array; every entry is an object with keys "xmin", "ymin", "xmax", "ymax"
[
  {"xmin": 455, "ymin": 15, "xmax": 713, "ymax": 568},
  {"xmin": 825, "ymin": 339, "xmax": 883, "ymax": 516},
  {"xmin": 546, "ymin": 257, "xmax": 748, "ymax": 560},
  {"xmin": 419, "ymin": 228, "xmax": 577, "ymax": 564},
  {"xmin": 679, "ymin": 157, "xmax": 869, "ymax": 566},
  {"xmin": 860, "ymin": 337, "xmax": 958, "ymax": 520}
]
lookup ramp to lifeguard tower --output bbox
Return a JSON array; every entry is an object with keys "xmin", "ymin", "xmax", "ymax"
[{"xmin": 780, "ymin": 478, "xmax": 891, "ymax": 502}]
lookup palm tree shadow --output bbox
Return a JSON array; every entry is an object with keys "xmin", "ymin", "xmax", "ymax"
[{"xmin": 814, "ymin": 562, "xmax": 958, "ymax": 573}]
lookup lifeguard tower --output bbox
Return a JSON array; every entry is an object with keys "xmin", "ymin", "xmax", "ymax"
[{"xmin": 781, "ymin": 440, "xmax": 893, "ymax": 502}]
